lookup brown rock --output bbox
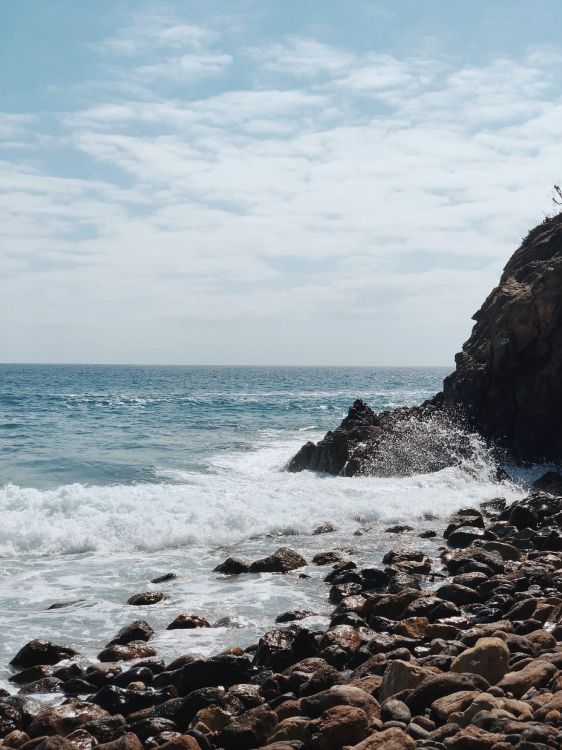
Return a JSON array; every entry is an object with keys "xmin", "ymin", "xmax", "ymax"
[
  {"xmin": 154, "ymin": 738, "xmax": 201, "ymax": 750},
  {"xmin": 496, "ymin": 660, "xmax": 557, "ymax": 698},
  {"xmin": 450, "ymin": 638, "xmax": 510, "ymax": 685},
  {"xmin": 309, "ymin": 705, "xmax": 369, "ymax": 750},
  {"xmin": 97, "ymin": 641, "xmax": 156, "ymax": 663},
  {"xmin": 19, "ymin": 739, "xmax": 76, "ymax": 750},
  {"xmin": 301, "ymin": 686, "xmax": 380, "ymax": 722},
  {"xmin": 379, "ymin": 661, "xmax": 437, "ymax": 702},
  {"xmin": 95, "ymin": 734, "xmax": 143, "ymax": 750},
  {"xmin": 28, "ymin": 702, "xmax": 109, "ymax": 738},
  {"xmin": 343, "ymin": 727, "xmax": 416, "ymax": 749},
  {"xmin": 107, "ymin": 621, "xmax": 154, "ymax": 646},
  {"xmin": 220, "ymin": 706, "xmax": 278, "ymax": 750}
]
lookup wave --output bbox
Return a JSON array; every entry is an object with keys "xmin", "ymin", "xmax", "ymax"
[{"xmin": 0, "ymin": 434, "xmax": 526, "ymax": 558}]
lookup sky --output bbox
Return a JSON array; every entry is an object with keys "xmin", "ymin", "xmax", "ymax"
[{"xmin": 2, "ymin": 1, "xmax": 562, "ymax": 366}]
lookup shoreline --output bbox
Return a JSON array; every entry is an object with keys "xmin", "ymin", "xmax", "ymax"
[{"xmin": 1, "ymin": 475, "xmax": 561, "ymax": 750}]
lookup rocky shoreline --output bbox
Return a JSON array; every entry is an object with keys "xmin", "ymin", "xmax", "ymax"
[{"xmin": 1, "ymin": 474, "xmax": 562, "ymax": 750}]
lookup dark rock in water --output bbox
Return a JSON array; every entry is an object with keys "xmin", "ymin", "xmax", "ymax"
[
  {"xmin": 312, "ymin": 551, "xmax": 344, "ymax": 566},
  {"xmin": 288, "ymin": 214, "xmax": 562, "ymax": 472},
  {"xmin": 213, "ymin": 557, "xmax": 250, "ymax": 575},
  {"xmin": 167, "ymin": 615, "xmax": 211, "ymax": 630},
  {"xmin": 312, "ymin": 522, "xmax": 336, "ymax": 535},
  {"xmin": 28, "ymin": 700, "xmax": 109, "ymax": 737},
  {"xmin": 446, "ymin": 526, "xmax": 486, "ymax": 548},
  {"xmin": 419, "ymin": 530, "xmax": 437, "ymax": 538},
  {"xmin": 108, "ymin": 621, "xmax": 154, "ymax": 646},
  {"xmin": 532, "ymin": 470, "xmax": 562, "ymax": 494},
  {"xmin": 10, "ymin": 641, "xmax": 80, "ymax": 669},
  {"xmin": 385, "ymin": 525, "xmax": 414, "ymax": 534},
  {"xmin": 275, "ymin": 610, "xmax": 316, "ymax": 623},
  {"xmin": 97, "ymin": 641, "xmax": 157, "ymax": 663},
  {"xmin": 9, "ymin": 667, "xmax": 54, "ymax": 686},
  {"xmin": 18, "ymin": 678, "xmax": 63, "ymax": 695},
  {"xmin": 126, "ymin": 592, "xmax": 166, "ymax": 606},
  {"xmin": 249, "ymin": 548, "xmax": 306, "ymax": 573},
  {"xmin": 47, "ymin": 601, "xmax": 83, "ymax": 610},
  {"xmin": 150, "ymin": 573, "xmax": 179, "ymax": 584}
]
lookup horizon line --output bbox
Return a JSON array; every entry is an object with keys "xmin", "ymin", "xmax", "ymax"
[{"xmin": 0, "ymin": 361, "xmax": 452, "ymax": 369}]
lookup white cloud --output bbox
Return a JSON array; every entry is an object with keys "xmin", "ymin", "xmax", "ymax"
[{"xmin": 2, "ymin": 31, "xmax": 562, "ymax": 364}]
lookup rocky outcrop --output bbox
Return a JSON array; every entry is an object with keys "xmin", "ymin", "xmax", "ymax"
[{"xmin": 289, "ymin": 213, "xmax": 562, "ymax": 474}]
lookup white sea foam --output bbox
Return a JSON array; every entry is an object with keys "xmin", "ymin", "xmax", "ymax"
[{"xmin": 0, "ymin": 433, "xmax": 526, "ymax": 558}]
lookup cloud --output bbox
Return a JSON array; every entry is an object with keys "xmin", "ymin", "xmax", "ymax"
[{"xmin": 2, "ymin": 27, "xmax": 562, "ymax": 363}]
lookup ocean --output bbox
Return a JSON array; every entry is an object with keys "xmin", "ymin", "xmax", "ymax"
[{"xmin": 0, "ymin": 364, "xmax": 526, "ymax": 688}]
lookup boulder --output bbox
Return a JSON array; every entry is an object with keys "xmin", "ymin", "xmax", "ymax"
[
  {"xmin": 343, "ymin": 728, "xmax": 416, "ymax": 749},
  {"xmin": 126, "ymin": 592, "xmax": 166, "ymax": 606},
  {"xmin": 10, "ymin": 641, "xmax": 79, "ymax": 669},
  {"xmin": 220, "ymin": 706, "xmax": 278, "ymax": 750},
  {"xmin": 309, "ymin": 705, "xmax": 369, "ymax": 750},
  {"xmin": 97, "ymin": 641, "xmax": 156, "ymax": 663},
  {"xmin": 167, "ymin": 615, "xmax": 211, "ymax": 630},
  {"xmin": 300, "ymin": 686, "xmax": 380, "ymax": 722},
  {"xmin": 213, "ymin": 557, "xmax": 250, "ymax": 575},
  {"xmin": 107, "ymin": 621, "xmax": 154, "ymax": 646},
  {"xmin": 28, "ymin": 702, "xmax": 109, "ymax": 738},
  {"xmin": 496, "ymin": 660, "xmax": 557, "ymax": 698},
  {"xmin": 450, "ymin": 637, "xmax": 510, "ymax": 684},
  {"xmin": 249, "ymin": 548, "xmax": 306, "ymax": 573}
]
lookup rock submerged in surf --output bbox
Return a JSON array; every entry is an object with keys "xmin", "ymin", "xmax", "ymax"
[
  {"xmin": 167, "ymin": 615, "xmax": 211, "ymax": 630},
  {"xmin": 10, "ymin": 640, "xmax": 80, "ymax": 669},
  {"xmin": 249, "ymin": 547, "xmax": 307, "ymax": 573},
  {"xmin": 213, "ymin": 557, "xmax": 250, "ymax": 575},
  {"xmin": 127, "ymin": 592, "xmax": 167, "ymax": 606}
]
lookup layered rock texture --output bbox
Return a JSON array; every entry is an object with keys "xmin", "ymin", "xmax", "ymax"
[{"xmin": 289, "ymin": 214, "xmax": 562, "ymax": 475}]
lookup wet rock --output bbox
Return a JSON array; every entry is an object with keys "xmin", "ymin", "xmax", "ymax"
[
  {"xmin": 0, "ymin": 702, "xmax": 24, "ymax": 736},
  {"xmin": 254, "ymin": 626, "xmax": 318, "ymax": 671},
  {"xmin": 92, "ymin": 686, "xmax": 170, "ymax": 715},
  {"xmin": 10, "ymin": 641, "xmax": 79, "ymax": 669},
  {"xmin": 312, "ymin": 552, "xmax": 344, "ymax": 566},
  {"xmin": 343, "ymin": 727, "xmax": 416, "ymax": 749},
  {"xmin": 108, "ymin": 621, "xmax": 154, "ymax": 646},
  {"xmin": 9, "ymin": 667, "xmax": 55, "ymax": 686},
  {"xmin": 28, "ymin": 701, "xmax": 109, "ymax": 738},
  {"xmin": 126, "ymin": 592, "xmax": 166, "ymax": 606},
  {"xmin": 276, "ymin": 611, "xmax": 316, "ymax": 624},
  {"xmin": 19, "ymin": 738, "xmax": 76, "ymax": 750},
  {"xmin": 313, "ymin": 522, "xmax": 336, "ymax": 535},
  {"xmin": 47, "ymin": 601, "xmax": 82, "ymax": 610},
  {"xmin": 18, "ymin": 678, "xmax": 63, "ymax": 695},
  {"xmin": 64, "ymin": 729, "xmax": 96, "ymax": 750},
  {"xmin": 153, "ymin": 738, "xmax": 201, "ymax": 750},
  {"xmin": 361, "ymin": 568, "xmax": 390, "ymax": 590},
  {"xmin": 220, "ymin": 706, "xmax": 278, "ymax": 750},
  {"xmin": 419, "ymin": 530, "xmax": 437, "ymax": 539},
  {"xmin": 435, "ymin": 583, "xmax": 481, "ymax": 605},
  {"xmin": 84, "ymin": 665, "xmax": 122, "ymax": 689},
  {"xmin": 533, "ymin": 470, "xmax": 562, "ymax": 495},
  {"xmin": 301, "ymin": 686, "xmax": 380, "ymax": 722},
  {"xmin": 309, "ymin": 705, "xmax": 369, "ymax": 750},
  {"xmin": 97, "ymin": 641, "xmax": 157, "ymax": 663},
  {"xmin": 81, "ymin": 715, "xmax": 126, "ymax": 744},
  {"xmin": 385, "ymin": 526, "xmax": 414, "ymax": 534},
  {"xmin": 94, "ymin": 734, "xmax": 142, "ymax": 750},
  {"xmin": 167, "ymin": 615, "xmax": 211, "ymax": 630},
  {"xmin": 150, "ymin": 573, "xmax": 179, "ymax": 584},
  {"xmin": 249, "ymin": 548, "xmax": 307, "ymax": 574},
  {"xmin": 178, "ymin": 654, "xmax": 252, "ymax": 695},
  {"xmin": 450, "ymin": 637, "xmax": 510, "ymax": 684},
  {"xmin": 213, "ymin": 557, "xmax": 250, "ymax": 575},
  {"xmin": 446, "ymin": 526, "xmax": 486, "ymax": 548}
]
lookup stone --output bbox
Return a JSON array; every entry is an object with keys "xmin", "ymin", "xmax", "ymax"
[
  {"xmin": 108, "ymin": 621, "xmax": 154, "ymax": 646},
  {"xmin": 64, "ymin": 729, "xmax": 96, "ymax": 750},
  {"xmin": 4, "ymin": 730, "xmax": 31, "ymax": 748},
  {"xmin": 406, "ymin": 673, "xmax": 490, "ymax": 715},
  {"xmin": 267, "ymin": 717, "xmax": 311, "ymax": 744},
  {"xmin": 94, "ymin": 734, "xmax": 143, "ymax": 750},
  {"xmin": 301, "ymin": 686, "xmax": 380, "ymax": 722},
  {"xmin": 97, "ymin": 641, "xmax": 156, "ymax": 663},
  {"xmin": 343, "ymin": 728, "xmax": 416, "ymax": 749},
  {"xmin": 380, "ymin": 699, "xmax": 411, "ymax": 724},
  {"xmin": 126, "ymin": 592, "xmax": 166, "ymax": 606},
  {"xmin": 276, "ymin": 610, "xmax": 316, "ymax": 623},
  {"xmin": 28, "ymin": 701, "xmax": 109, "ymax": 737},
  {"xmin": 177, "ymin": 654, "xmax": 252, "ymax": 695},
  {"xmin": 450, "ymin": 637, "xmax": 510, "ymax": 684},
  {"xmin": 19, "ymin": 739, "xmax": 76, "ymax": 750},
  {"xmin": 309, "ymin": 705, "xmax": 369, "ymax": 750},
  {"xmin": 496, "ymin": 660, "xmax": 557, "ymax": 698},
  {"xmin": 10, "ymin": 641, "xmax": 79, "ymax": 669},
  {"xmin": 154, "ymin": 739, "xmax": 200, "ymax": 750},
  {"xmin": 313, "ymin": 522, "xmax": 336, "ymax": 535},
  {"xmin": 220, "ymin": 706, "xmax": 278, "ymax": 750},
  {"xmin": 249, "ymin": 548, "xmax": 307, "ymax": 573},
  {"xmin": 379, "ymin": 661, "xmax": 436, "ymax": 702},
  {"xmin": 150, "ymin": 573, "xmax": 179, "ymax": 584},
  {"xmin": 213, "ymin": 557, "xmax": 250, "ymax": 574},
  {"xmin": 167, "ymin": 615, "xmax": 211, "ymax": 630},
  {"xmin": 312, "ymin": 552, "xmax": 344, "ymax": 566},
  {"xmin": 18, "ymin": 678, "xmax": 63, "ymax": 695}
]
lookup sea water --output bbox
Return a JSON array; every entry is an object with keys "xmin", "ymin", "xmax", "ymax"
[{"xmin": 0, "ymin": 365, "xmax": 526, "ymax": 688}]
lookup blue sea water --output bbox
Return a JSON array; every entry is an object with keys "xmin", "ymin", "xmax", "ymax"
[
  {"xmin": 0, "ymin": 365, "xmax": 526, "ymax": 687},
  {"xmin": 0, "ymin": 364, "xmax": 447, "ymax": 489}
]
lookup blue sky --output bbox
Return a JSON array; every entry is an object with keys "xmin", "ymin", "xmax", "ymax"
[{"xmin": 2, "ymin": 1, "xmax": 562, "ymax": 365}]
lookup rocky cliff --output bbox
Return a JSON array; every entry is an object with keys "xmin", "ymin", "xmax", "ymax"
[{"xmin": 289, "ymin": 213, "xmax": 562, "ymax": 475}]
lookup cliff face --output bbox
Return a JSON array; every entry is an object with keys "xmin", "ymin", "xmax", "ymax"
[
  {"xmin": 289, "ymin": 213, "xmax": 562, "ymax": 475},
  {"xmin": 442, "ymin": 213, "xmax": 562, "ymax": 462}
]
